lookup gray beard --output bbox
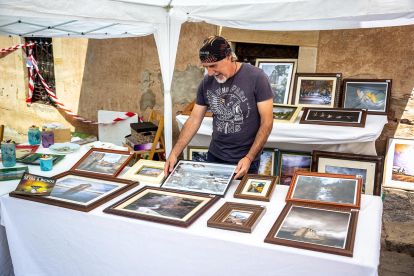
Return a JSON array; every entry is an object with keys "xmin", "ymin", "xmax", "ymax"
[{"xmin": 214, "ymin": 72, "xmax": 227, "ymax": 84}]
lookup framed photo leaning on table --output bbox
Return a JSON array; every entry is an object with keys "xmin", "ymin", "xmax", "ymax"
[
  {"xmin": 291, "ymin": 73, "xmax": 342, "ymax": 108},
  {"xmin": 255, "ymin": 59, "xmax": 297, "ymax": 104},
  {"xmin": 342, "ymin": 79, "xmax": 392, "ymax": 115},
  {"xmin": 259, "ymin": 148, "xmax": 277, "ymax": 175},
  {"xmin": 299, "ymin": 107, "xmax": 367, "ymax": 127},
  {"xmin": 313, "ymin": 151, "xmax": 383, "ymax": 196},
  {"xmin": 9, "ymin": 171, "xmax": 139, "ymax": 212},
  {"xmin": 122, "ymin": 159, "xmax": 165, "ymax": 184},
  {"xmin": 277, "ymin": 150, "xmax": 312, "ymax": 185},
  {"xmin": 187, "ymin": 146, "xmax": 209, "ymax": 161},
  {"xmin": 234, "ymin": 174, "xmax": 277, "ymax": 202},
  {"xmin": 272, "ymin": 104, "xmax": 302, "ymax": 123}
]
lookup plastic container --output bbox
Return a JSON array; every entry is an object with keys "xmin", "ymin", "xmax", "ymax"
[{"xmin": 1, "ymin": 142, "xmax": 16, "ymax": 167}]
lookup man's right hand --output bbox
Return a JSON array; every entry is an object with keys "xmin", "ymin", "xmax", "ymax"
[{"xmin": 164, "ymin": 154, "xmax": 178, "ymax": 176}]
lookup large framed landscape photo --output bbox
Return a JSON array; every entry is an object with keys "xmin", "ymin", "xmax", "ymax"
[
  {"xmin": 342, "ymin": 79, "xmax": 392, "ymax": 115},
  {"xmin": 256, "ymin": 59, "xmax": 297, "ymax": 104},
  {"xmin": 300, "ymin": 107, "xmax": 367, "ymax": 127},
  {"xmin": 71, "ymin": 148, "xmax": 134, "ymax": 178},
  {"xmin": 264, "ymin": 202, "xmax": 358, "ymax": 257},
  {"xmin": 103, "ymin": 186, "xmax": 220, "ymax": 227},
  {"xmin": 9, "ymin": 171, "xmax": 139, "ymax": 212},
  {"xmin": 161, "ymin": 160, "xmax": 237, "ymax": 197}
]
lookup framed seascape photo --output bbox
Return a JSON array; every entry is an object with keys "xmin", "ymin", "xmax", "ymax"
[
  {"xmin": 103, "ymin": 186, "xmax": 220, "ymax": 228},
  {"xmin": 122, "ymin": 159, "xmax": 165, "ymax": 184},
  {"xmin": 259, "ymin": 148, "xmax": 277, "ymax": 175},
  {"xmin": 277, "ymin": 150, "xmax": 312, "ymax": 185},
  {"xmin": 207, "ymin": 202, "xmax": 266, "ymax": 233},
  {"xmin": 256, "ymin": 59, "xmax": 297, "ymax": 104},
  {"xmin": 342, "ymin": 79, "xmax": 392, "ymax": 115},
  {"xmin": 291, "ymin": 73, "xmax": 342, "ymax": 108},
  {"xmin": 264, "ymin": 202, "xmax": 358, "ymax": 257},
  {"xmin": 313, "ymin": 151, "xmax": 383, "ymax": 196},
  {"xmin": 300, "ymin": 107, "xmax": 367, "ymax": 127},
  {"xmin": 0, "ymin": 167, "xmax": 29, "ymax": 181},
  {"xmin": 182, "ymin": 99, "xmax": 214, "ymax": 117},
  {"xmin": 384, "ymin": 138, "xmax": 414, "ymax": 191},
  {"xmin": 20, "ymin": 153, "xmax": 66, "ymax": 166},
  {"xmin": 9, "ymin": 171, "xmax": 139, "ymax": 212},
  {"xmin": 187, "ymin": 146, "xmax": 209, "ymax": 161},
  {"xmin": 160, "ymin": 160, "xmax": 237, "ymax": 197},
  {"xmin": 286, "ymin": 171, "xmax": 362, "ymax": 209},
  {"xmin": 273, "ymin": 104, "xmax": 302, "ymax": 123},
  {"xmin": 70, "ymin": 148, "xmax": 134, "ymax": 178},
  {"xmin": 234, "ymin": 174, "xmax": 278, "ymax": 202}
]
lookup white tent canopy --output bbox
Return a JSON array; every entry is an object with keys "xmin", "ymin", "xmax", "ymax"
[{"xmin": 1, "ymin": 0, "xmax": 414, "ymax": 156}]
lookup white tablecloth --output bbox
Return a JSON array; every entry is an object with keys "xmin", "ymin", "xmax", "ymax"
[
  {"xmin": 176, "ymin": 113, "xmax": 388, "ymax": 156},
  {"xmin": 1, "ymin": 178, "xmax": 382, "ymax": 276}
]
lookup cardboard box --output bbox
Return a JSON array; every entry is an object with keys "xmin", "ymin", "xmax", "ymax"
[{"xmin": 50, "ymin": 127, "xmax": 71, "ymax": 143}]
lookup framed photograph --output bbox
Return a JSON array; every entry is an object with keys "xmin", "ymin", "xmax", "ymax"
[
  {"xmin": 9, "ymin": 171, "xmax": 138, "ymax": 212},
  {"xmin": 383, "ymin": 138, "xmax": 414, "ymax": 191},
  {"xmin": 259, "ymin": 148, "xmax": 277, "ymax": 175},
  {"xmin": 291, "ymin": 73, "xmax": 342, "ymax": 108},
  {"xmin": 273, "ymin": 104, "xmax": 302, "ymax": 123},
  {"xmin": 0, "ymin": 167, "xmax": 29, "ymax": 181},
  {"xmin": 187, "ymin": 146, "xmax": 209, "ymax": 161},
  {"xmin": 161, "ymin": 160, "xmax": 236, "ymax": 197},
  {"xmin": 103, "ymin": 186, "xmax": 220, "ymax": 228},
  {"xmin": 20, "ymin": 153, "xmax": 66, "ymax": 166},
  {"xmin": 207, "ymin": 202, "xmax": 266, "ymax": 233},
  {"xmin": 256, "ymin": 59, "xmax": 297, "ymax": 104},
  {"xmin": 277, "ymin": 150, "xmax": 312, "ymax": 185},
  {"xmin": 264, "ymin": 202, "xmax": 358, "ymax": 257},
  {"xmin": 234, "ymin": 174, "xmax": 277, "ymax": 202},
  {"xmin": 313, "ymin": 151, "xmax": 383, "ymax": 196},
  {"xmin": 342, "ymin": 79, "xmax": 392, "ymax": 115},
  {"xmin": 121, "ymin": 159, "xmax": 165, "ymax": 184},
  {"xmin": 70, "ymin": 148, "xmax": 134, "ymax": 178},
  {"xmin": 182, "ymin": 99, "xmax": 214, "ymax": 117},
  {"xmin": 300, "ymin": 107, "xmax": 367, "ymax": 127},
  {"xmin": 286, "ymin": 171, "xmax": 362, "ymax": 209}
]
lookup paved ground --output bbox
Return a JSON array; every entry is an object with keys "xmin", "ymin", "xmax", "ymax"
[{"xmin": 379, "ymin": 251, "xmax": 414, "ymax": 276}]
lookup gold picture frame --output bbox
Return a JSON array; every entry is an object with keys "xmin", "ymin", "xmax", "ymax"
[
  {"xmin": 273, "ymin": 104, "xmax": 302, "ymax": 123},
  {"xmin": 121, "ymin": 159, "xmax": 165, "ymax": 184}
]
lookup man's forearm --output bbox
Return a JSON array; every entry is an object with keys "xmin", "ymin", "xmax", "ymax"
[
  {"xmin": 170, "ymin": 116, "xmax": 202, "ymax": 157},
  {"xmin": 246, "ymin": 121, "xmax": 273, "ymax": 160}
]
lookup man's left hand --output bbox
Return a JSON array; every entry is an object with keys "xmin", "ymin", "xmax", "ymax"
[{"xmin": 233, "ymin": 157, "xmax": 252, "ymax": 180}]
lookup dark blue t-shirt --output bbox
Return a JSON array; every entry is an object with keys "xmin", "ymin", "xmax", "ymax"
[{"xmin": 196, "ymin": 63, "xmax": 274, "ymax": 162}]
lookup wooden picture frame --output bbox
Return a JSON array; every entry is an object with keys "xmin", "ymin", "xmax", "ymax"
[
  {"xmin": 0, "ymin": 166, "xmax": 29, "ymax": 181},
  {"xmin": 19, "ymin": 153, "xmax": 66, "ymax": 166},
  {"xmin": 273, "ymin": 104, "xmax": 302, "ymax": 123},
  {"xmin": 121, "ymin": 159, "xmax": 165, "ymax": 184},
  {"xmin": 313, "ymin": 151, "xmax": 383, "ymax": 196},
  {"xmin": 255, "ymin": 59, "xmax": 298, "ymax": 104},
  {"xmin": 277, "ymin": 150, "xmax": 312, "ymax": 185},
  {"xmin": 70, "ymin": 148, "xmax": 134, "ymax": 178},
  {"xmin": 182, "ymin": 99, "xmax": 214, "ymax": 117},
  {"xmin": 291, "ymin": 73, "xmax": 342, "ymax": 108},
  {"xmin": 286, "ymin": 171, "xmax": 362, "ymax": 209},
  {"xmin": 259, "ymin": 148, "xmax": 278, "ymax": 175},
  {"xmin": 103, "ymin": 186, "xmax": 220, "ymax": 228},
  {"xmin": 264, "ymin": 202, "xmax": 358, "ymax": 257},
  {"xmin": 9, "ymin": 171, "xmax": 139, "ymax": 212},
  {"xmin": 234, "ymin": 174, "xmax": 277, "ymax": 202},
  {"xmin": 207, "ymin": 202, "xmax": 266, "ymax": 233},
  {"xmin": 342, "ymin": 79, "xmax": 392, "ymax": 116},
  {"xmin": 300, "ymin": 107, "xmax": 367, "ymax": 127},
  {"xmin": 187, "ymin": 146, "xmax": 209, "ymax": 161}
]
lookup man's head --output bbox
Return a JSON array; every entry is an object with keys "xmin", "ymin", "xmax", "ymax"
[{"xmin": 199, "ymin": 36, "xmax": 236, "ymax": 83}]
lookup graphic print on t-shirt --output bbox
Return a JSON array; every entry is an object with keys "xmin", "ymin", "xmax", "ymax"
[{"xmin": 207, "ymin": 85, "xmax": 250, "ymax": 134}]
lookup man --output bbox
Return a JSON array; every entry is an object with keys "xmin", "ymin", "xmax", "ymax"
[{"xmin": 165, "ymin": 36, "xmax": 274, "ymax": 179}]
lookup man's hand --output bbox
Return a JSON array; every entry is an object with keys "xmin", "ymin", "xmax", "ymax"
[
  {"xmin": 233, "ymin": 157, "xmax": 252, "ymax": 180},
  {"xmin": 164, "ymin": 154, "xmax": 178, "ymax": 176}
]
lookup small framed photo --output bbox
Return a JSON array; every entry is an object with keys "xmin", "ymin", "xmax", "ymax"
[
  {"xmin": 182, "ymin": 99, "xmax": 214, "ymax": 117},
  {"xmin": 103, "ymin": 186, "xmax": 220, "ymax": 228},
  {"xmin": 291, "ymin": 73, "xmax": 342, "ymax": 108},
  {"xmin": 342, "ymin": 79, "xmax": 392, "ymax": 115},
  {"xmin": 277, "ymin": 150, "xmax": 312, "ymax": 185},
  {"xmin": 207, "ymin": 202, "xmax": 266, "ymax": 233},
  {"xmin": 273, "ymin": 104, "xmax": 302, "ymax": 123},
  {"xmin": 161, "ymin": 160, "xmax": 236, "ymax": 197},
  {"xmin": 0, "ymin": 167, "xmax": 29, "ymax": 181},
  {"xmin": 264, "ymin": 202, "xmax": 358, "ymax": 257},
  {"xmin": 187, "ymin": 146, "xmax": 209, "ymax": 161},
  {"xmin": 383, "ymin": 138, "xmax": 414, "ymax": 191},
  {"xmin": 286, "ymin": 171, "xmax": 362, "ymax": 209},
  {"xmin": 20, "ymin": 153, "xmax": 65, "ymax": 166},
  {"xmin": 9, "ymin": 171, "xmax": 138, "ymax": 212},
  {"xmin": 256, "ymin": 59, "xmax": 297, "ymax": 104},
  {"xmin": 300, "ymin": 107, "xmax": 367, "ymax": 127},
  {"xmin": 70, "ymin": 148, "xmax": 134, "ymax": 178},
  {"xmin": 234, "ymin": 174, "xmax": 277, "ymax": 202},
  {"xmin": 313, "ymin": 151, "xmax": 383, "ymax": 196},
  {"xmin": 121, "ymin": 159, "xmax": 165, "ymax": 184},
  {"xmin": 259, "ymin": 148, "xmax": 277, "ymax": 175}
]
